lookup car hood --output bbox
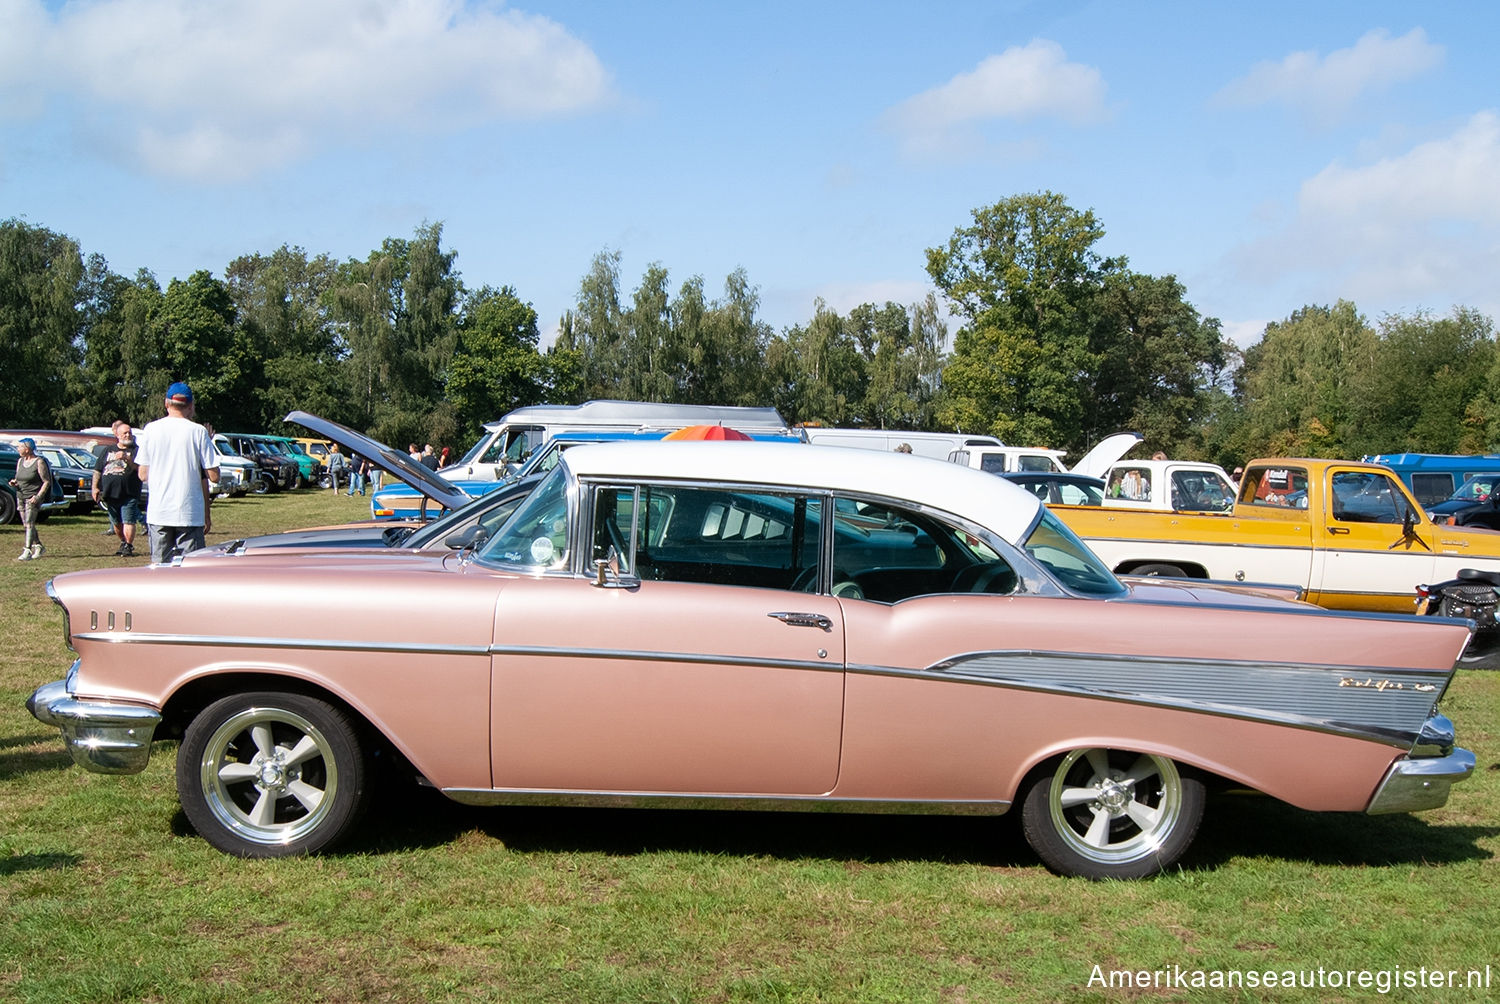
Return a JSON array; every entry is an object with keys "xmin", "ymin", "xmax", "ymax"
[
  {"xmin": 1070, "ymin": 432, "xmax": 1144, "ymax": 479},
  {"xmin": 285, "ymin": 411, "xmax": 470, "ymax": 510}
]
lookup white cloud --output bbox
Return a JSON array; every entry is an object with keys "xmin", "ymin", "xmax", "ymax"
[
  {"xmin": 1225, "ymin": 112, "xmax": 1500, "ymax": 318},
  {"xmin": 1, "ymin": 0, "xmax": 613, "ymax": 182},
  {"xmin": 884, "ymin": 40, "xmax": 1107, "ymax": 158},
  {"xmin": 1216, "ymin": 28, "xmax": 1442, "ymax": 122}
]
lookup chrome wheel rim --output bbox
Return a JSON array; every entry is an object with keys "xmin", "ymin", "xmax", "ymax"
[
  {"xmin": 198, "ymin": 707, "xmax": 339, "ymax": 846},
  {"xmin": 1047, "ymin": 748, "xmax": 1182, "ymax": 866}
]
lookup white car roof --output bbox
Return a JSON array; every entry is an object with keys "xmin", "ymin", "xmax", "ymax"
[{"xmin": 560, "ymin": 441, "xmax": 1044, "ymax": 544}]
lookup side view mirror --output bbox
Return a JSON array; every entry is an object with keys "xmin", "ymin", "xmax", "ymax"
[
  {"xmin": 592, "ymin": 546, "xmax": 640, "ymax": 589},
  {"xmin": 444, "ymin": 525, "xmax": 490, "ymax": 551}
]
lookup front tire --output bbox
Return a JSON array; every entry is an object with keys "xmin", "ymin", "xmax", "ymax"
[
  {"xmin": 1021, "ymin": 747, "xmax": 1204, "ymax": 879},
  {"xmin": 177, "ymin": 692, "xmax": 369, "ymax": 857}
]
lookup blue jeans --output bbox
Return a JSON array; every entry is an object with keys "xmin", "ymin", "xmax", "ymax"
[{"xmin": 347, "ymin": 470, "xmax": 365, "ymax": 495}]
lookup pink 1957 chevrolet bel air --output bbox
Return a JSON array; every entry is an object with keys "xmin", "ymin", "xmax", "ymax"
[{"xmin": 27, "ymin": 442, "xmax": 1476, "ymax": 878}]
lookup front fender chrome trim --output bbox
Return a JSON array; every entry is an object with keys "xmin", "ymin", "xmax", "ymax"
[{"xmin": 70, "ymin": 632, "xmax": 491, "ymax": 657}]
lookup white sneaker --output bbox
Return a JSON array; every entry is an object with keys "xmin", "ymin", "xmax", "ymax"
[
  {"xmin": 16, "ymin": 548, "xmax": 32, "ymax": 561},
  {"xmin": 30, "ymin": 544, "xmax": 45, "ymax": 559}
]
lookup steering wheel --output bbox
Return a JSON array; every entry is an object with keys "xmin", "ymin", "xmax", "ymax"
[
  {"xmin": 951, "ymin": 562, "xmax": 1016, "ymax": 595},
  {"xmin": 791, "ymin": 565, "xmax": 863, "ymax": 599}
]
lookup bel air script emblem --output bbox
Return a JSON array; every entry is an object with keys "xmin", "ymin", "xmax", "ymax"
[{"xmin": 1338, "ymin": 677, "xmax": 1437, "ymax": 693}]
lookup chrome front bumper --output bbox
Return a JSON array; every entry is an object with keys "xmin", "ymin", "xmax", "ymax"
[
  {"xmin": 26, "ymin": 676, "xmax": 161, "ymax": 775},
  {"xmin": 1366, "ymin": 715, "xmax": 1476, "ymax": 814}
]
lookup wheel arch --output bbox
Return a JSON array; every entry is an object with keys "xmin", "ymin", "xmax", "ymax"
[
  {"xmin": 159, "ymin": 670, "xmax": 417, "ymax": 776},
  {"xmin": 1009, "ymin": 735, "xmax": 1233, "ymax": 804}
]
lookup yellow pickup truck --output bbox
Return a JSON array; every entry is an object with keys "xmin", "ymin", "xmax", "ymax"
[{"xmin": 1055, "ymin": 458, "xmax": 1500, "ymax": 616}]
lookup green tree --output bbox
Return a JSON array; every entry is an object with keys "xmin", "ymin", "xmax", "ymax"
[
  {"xmin": 448, "ymin": 286, "xmax": 547, "ymax": 437},
  {"xmin": 328, "ymin": 223, "xmax": 461, "ymax": 447},
  {"xmin": 556, "ymin": 250, "xmax": 625, "ymax": 398},
  {"xmin": 1239, "ymin": 301, "xmax": 1377, "ymax": 457},
  {"xmin": 1359, "ymin": 308, "xmax": 1494, "ymax": 455},
  {"xmin": 224, "ymin": 245, "xmax": 344, "ymax": 430},
  {"xmin": 0, "ymin": 219, "xmax": 83, "ymax": 426},
  {"xmin": 927, "ymin": 193, "xmax": 1107, "ymax": 447},
  {"xmin": 1089, "ymin": 272, "xmax": 1229, "ymax": 451},
  {"xmin": 154, "ymin": 270, "xmax": 243, "ymax": 427},
  {"xmin": 929, "ymin": 192, "xmax": 1229, "ymax": 454}
]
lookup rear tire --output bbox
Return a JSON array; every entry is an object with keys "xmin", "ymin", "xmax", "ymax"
[
  {"xmin": 177, "ymin": 691, "xmax": 369, "ymax": 857},
  {"xmin": 0, "ymin": 490, "xmax": 16, "ymax": 525},
  {"xmin": 1021, "ymin": 747, "xmax": 1204, "ymax": 879}
]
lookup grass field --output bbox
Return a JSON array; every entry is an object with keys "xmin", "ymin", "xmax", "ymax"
[{"xmin": 2, "ymin": 492, "xmax": 1498, "ymax": 1002}]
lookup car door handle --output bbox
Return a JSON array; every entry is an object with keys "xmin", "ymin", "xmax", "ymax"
[
  {"xmin": 1327, "ymin": 526, "xmax": 1350, "ymax": 534},
  {"xmin": 768, "ymin": 611, "xmax": 833, "ymax": 630}
]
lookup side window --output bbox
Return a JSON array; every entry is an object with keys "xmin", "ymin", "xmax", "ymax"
[
  {"xmin": 829, "ymin": 497, "xmax": 1017, "ymax": 602},
  {"xmin": 1409, "ymin": 473, "xmax": 1454, "ymax": 507},
  {"xmin": 1108, "ymin": 467, "xmax": 1152, "ymax": 501},
  {"xmin": 1017, "ymin": 455, "xmax": 1055, "ymax": 472},
  {"xmin": 615, "ymin": 485, "xmax": 821, "ymax": 591},
  {"xmin": 1330, "ymin": 471, "xmax": 1412, "ymax": 524},
  {"xmin": 979, "ymin": 454, "xmax": 1007, "ymax": 474},
  {"xmin": 1243, "ymin": 466, "xmax": 1309, "ymax": 508}
]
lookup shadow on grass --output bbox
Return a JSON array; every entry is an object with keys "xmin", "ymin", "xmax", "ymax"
[
  {"xmin": 0, "ymin": 733, "xmax": 72, "ymax": 780},
  {"xmin": 0, "ymin": 851, "xmax": 80, "ymax": 876},
  {"xmin": 218, "ymin": 781, "xmax": 1036, "ymax": 867},
  {"xmin": 310, "ymin": 781, "xmax": 1497, "ymax": 873},
  {"xmin": 1181, "ymin": 790, "xmax": 1498, "ymax": 871}
]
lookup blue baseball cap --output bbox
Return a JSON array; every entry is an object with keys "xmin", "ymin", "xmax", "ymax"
[
  {"xmin": 166, "ymin": 381, "xmax": 195, "ymax": 403},
  {"xmin": 17, "ymin": 437, "xmax": 36, "ymax": 450}
]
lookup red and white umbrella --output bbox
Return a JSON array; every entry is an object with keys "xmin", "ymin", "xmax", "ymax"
[{"xmin": 662, "ymin": 424, "xmax": 754, "ymax": 441}]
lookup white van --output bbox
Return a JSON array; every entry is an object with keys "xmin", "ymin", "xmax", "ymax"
[
  {"xmin": 802, "ymin": 428, "xmax": 1003, "ymax": 462},
  {"xmin": 948, "ymin": 432, "xmax": 1144, "ymax": 479},
  {"xmin": 445, "ymin": 400, "xmax": 800, "ymax": 480}
]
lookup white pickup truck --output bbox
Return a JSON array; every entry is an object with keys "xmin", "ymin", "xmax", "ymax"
[
  {"xmin": 948, "ymin": 432, "xmax": 1144, "ymax": 479},
  {"xmin": 1099, "ymin": 459, "xmax": 1239, "ymax": 513}
]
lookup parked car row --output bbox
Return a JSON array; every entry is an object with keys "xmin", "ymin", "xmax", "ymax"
[{"xmin": 23, "ymin": 411, "xmax": 1479, "ymax": 881}]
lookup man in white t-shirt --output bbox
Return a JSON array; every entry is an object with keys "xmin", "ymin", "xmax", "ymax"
[{"xmin": 135, "ymin": 382, "xmax": 220, "ymax": 563}]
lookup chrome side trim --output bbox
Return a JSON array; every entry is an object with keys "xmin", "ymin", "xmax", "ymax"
[
  {"xmin": 1366, "ymin": 747, "xmax": 1475, "ymax": 814},
  {"xmin": 490, "ymin": 644, "xmax": 835, "ymax": 674},
  {"xmin": 851, "ymin": 649, "xmax": 1453, "ymax": 748},
  {"xmin": 441, "ymin": 788, "xmax": 1010, "ymax": 816},
  {"xmin": 70, "ymin": 632, "xmax": 491, "ymax": 657},
  {"xmin": 26, "ymin": 677, "xmax": 161, "ymax": 775}
]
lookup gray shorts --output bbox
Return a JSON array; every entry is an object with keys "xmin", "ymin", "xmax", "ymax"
[{"xmin": 148, "ymin": 524, "xmax": 206, "ymax": 564}]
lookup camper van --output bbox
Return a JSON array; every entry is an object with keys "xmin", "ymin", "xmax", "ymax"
[
  {"xmin": 801, "ymin": 428, "xmax": 1003, "ymax": 462},
  {"xmin": 1363, "ymin": 452, "xmax": 1500, "ymax": 507},
  {"xmin": 444, "ymin": 401, "xmax": 801, "ymax": 480}
]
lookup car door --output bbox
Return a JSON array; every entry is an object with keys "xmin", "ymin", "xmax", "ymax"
[
  {"xmin": 1311, "ymin": 467, "xmax": 1439, "ymax": 612},
  {"xmin": 489, "ymin": 482, "xmax": 845, "ymax": 796}
]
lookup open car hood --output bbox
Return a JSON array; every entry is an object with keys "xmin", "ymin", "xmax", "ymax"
[
  {"xmin": 1071, "ymin": 432, "xmax": 1144, "ymax": 479},
  {"xmin": 285, "ymin": 411, "xmax": 471, "ymax": 511}
]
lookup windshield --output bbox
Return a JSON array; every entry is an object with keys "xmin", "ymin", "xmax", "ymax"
[
  {"xmin": 404, "ymin": 478, "xmax": 537, "ymax": 548},
  {"xmin": 476, "ymin": 466, "xmax": 571, "ymax": 569},
  {"xmin": 1022, "ymin": 509, "xmax": 1125, "ymax": 597},
  {"xmin": 1452, "ymin": 476, "xmax": 1500, "ymax": 502}
]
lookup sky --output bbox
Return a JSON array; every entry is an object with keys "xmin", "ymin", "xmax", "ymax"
[{"xmin": 3, "ymin": 0, "xmax": 1498, "ymax": 351}]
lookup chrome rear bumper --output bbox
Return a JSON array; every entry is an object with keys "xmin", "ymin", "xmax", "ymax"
[{"xmin": 1366, "ymin": 716, "xmax": 1475, "ymax": 815}]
